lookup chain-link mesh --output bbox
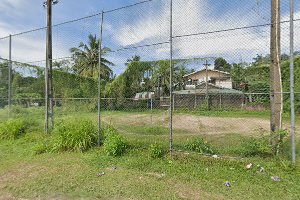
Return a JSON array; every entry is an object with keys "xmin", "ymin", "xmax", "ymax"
[
  {"xmin": 0, "ymin": 57, "xmax": 8, "ymax": 121},
  {"xmin": 0, "ymin": 0, "xmax": 299, "ymax": 158},
  {"xmin": 100, "ymin": 0, "xmax": 171, "ymax": 147}
]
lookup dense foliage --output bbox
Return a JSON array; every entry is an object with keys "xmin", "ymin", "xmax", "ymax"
[
  {"xmin": 0, "ymin": 118, "xmax": 27, "ymax": 140},
  {"xmin": 239, "ymin": 136, "xmax": 273, "ymax": 157},
  {"xmin": 1, "ymin": 37, "xmax": 300, "ymax": 113},
  {"xmin": 184, "ymin": 138, "xmax": 214, "ymax": 154},
  {"xmin": 53, "ymin": 119, "xmax": 97, "ymax": 152},
  {"xmin": 148, "ymin": 143, "xmax": 165, "ymax": 158},
  {"xmin": 103, "ymin": 127, "xmax": 127, "ymax": 156}
]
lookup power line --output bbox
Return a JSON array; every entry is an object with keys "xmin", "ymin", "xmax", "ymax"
[
  {"xmin": 0, "ymin": 0, "xmax": 154, "ymax": 40},
  {"xmin": 2, "ymin": 20, "xmax": 299, "ymax": 64},
  {"xmin": 173, "ymin": 18, "xmax": 300, "ymax": 39}
]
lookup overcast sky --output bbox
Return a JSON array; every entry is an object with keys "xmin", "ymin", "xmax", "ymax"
[{"xmin": 0, "ymin": 0, "xmax": 299, "ymax": 74}]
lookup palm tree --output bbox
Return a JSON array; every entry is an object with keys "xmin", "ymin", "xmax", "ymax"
[{"xmin": 70, "ymin": 34, "xmax": 114, "ymax": 80}]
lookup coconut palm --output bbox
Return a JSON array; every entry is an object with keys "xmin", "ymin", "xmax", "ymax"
[{"xmin": 70, "ymin": 34, "xmax": 114, "ymax": 80}]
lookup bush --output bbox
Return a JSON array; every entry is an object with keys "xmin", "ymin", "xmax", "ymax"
[
  {"xmin": 184, "ymin": 138, "xmax": 214, "ymax": 154},
  {"xmin": 239, "ymin": 136, "xmax": 273, "ymax": 157},
  {"xmin": 103, "ymin": 128, "xmax": 127, "ymax": 156},
  {"xmin": 53, "ymin": 119, "xmax": 97, "ymax": 152},
  {"xmin": 148, "ymin": 143, "xmax": 165, "ymax": 158},
  {"xmin": 0, "ymin": 119, "xmax": 27, "ymax": 140}
]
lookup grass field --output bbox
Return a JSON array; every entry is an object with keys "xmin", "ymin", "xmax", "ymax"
[{"xmin": 0, "ymin": 107, "xmax": 300, "ymax": 199}]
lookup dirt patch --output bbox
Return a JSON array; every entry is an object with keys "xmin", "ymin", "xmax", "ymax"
[
  {"xmin": 172, "ymin": 115, "xmax": 271, "ymax": 135},
  {"xmin": 103, "ymin": 113, "xmax": 274, "ymax": 136},
  {"xmin": 0, "ymin": 194, "xmax": 15, "ymax": 200},
  {"xmin": 103, "ymin": 112, "xmax": 300, "ymax": 137}
]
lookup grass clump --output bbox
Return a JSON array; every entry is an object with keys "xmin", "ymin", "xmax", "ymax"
[
  {"xmin": 53, "ymin": 118, "xmax": 97, "ymax": 152},
  {"xmin": 184, "ymin": 138, "xmax": 214, "ymax": 154},
  {"xmin": 103, "ymin": 127, "xmax": 127, "ymax": 156},
  {"xmin": 239, "ymin": 136, "xmax": 273, "ymax": 157},
  {"xmin": 32, "ymin": 143, "xmax": 51, "ymax": 155},
  {"xmin": 148, "ymin": 143, "xmax": 165, "ymax": 158},
  {"xmin": 0, "ymin": 118, "xmax": 27, "ymax": 140}
]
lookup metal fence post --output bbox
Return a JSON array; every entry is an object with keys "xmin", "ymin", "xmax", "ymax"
[
  {"xmin": 98, "ymin": 11, "xmax": 104, "ymax": 146},
  {"xmin": 150, "ymin": 98, "xmax": 153, "ymax": 125},
  {"xmin": 169, "ymin": 0, "xmax": 173, "ymax": 152},
  {"xmin": 172, "ymin": 93, "xmax": 175, "ymax": 112},
  {"xmin": 289, "ymin": 0, "xmax": 296, "ymax": 164},
  {"xmin": 8, "ymin": 35, "xmax": 12, "ymax": 116},
  {"xmin": 45, "ymin": 49, "xmax": 49, "ymax": 133}
]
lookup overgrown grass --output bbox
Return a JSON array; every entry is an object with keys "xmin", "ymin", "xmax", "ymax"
[
  {"xmin": 148, "ymin": 143, "xmax": 166, "ymax": 158},
  {"xmin": 184, "ymin": 138, "xmax": 215, "ymax": 154},
  {"xmin": 103, "ymin": 127, "xmax": 127, "ymax": 156},
  {"xmin": 51, "ymin": 118, "xmax": 98, "ymax": 152},
  {"xmin": 0, "ymin": 108, "xmax": 300, "ymax": 199},
  {"xmin": 0, "ymin": 134, "xmax": 300, "ymax": 199},
  {"xmin": 0, "ymin": 119, "xmax": 27, "ymax": 140},
  {"xmin": 122, "ymin": 125, "xmax": 169, "ymax": 136}
]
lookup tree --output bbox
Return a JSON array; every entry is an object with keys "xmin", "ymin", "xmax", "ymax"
[
  {"xmin": 125, "ymin": 55, "xmax": 141, "ymax": 66},
  {"xmin": 152, "ymin": 60, "xmax": 171, "ymax": 96},
  {"xmin": 105, "ymin": 59, "xmax": 152, "ymax": 99},
  {"xmin": 174, "ymin": 65, "xmax": 191, "ymax": 91},
  {"xmin": 53, "ymin": 59, "xmax": 72, "ymax": 73},
  {"xmin": 214, "ymin": 57, "xmax": 231, "ymax": 72},
  {"xmin": 231, "ymin": 63, "xmax": 246, "ymax": 90},
  {"xmin": 70, "ymin": 34, "xmax": 114, "ymax": 80},
  {"xmin": 252, "ymin": 54, "xmax": 270, "ymax": 66}
]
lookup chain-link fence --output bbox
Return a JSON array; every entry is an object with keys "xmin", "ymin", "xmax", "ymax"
[{"xmin": 0, "ymin": 0, "xmax": 299, "ymax": 159}]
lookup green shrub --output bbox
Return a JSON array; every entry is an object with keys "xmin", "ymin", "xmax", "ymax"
[
  {"xmin": 148, "ymin": 143, "xmax": 165, "ymax": 158},
  {"xmin": 104, "ymin": 129, "xmax": 127, "ymax": 156},
  {"xmin": 184, "ymin": 138, "xmax": 214, "ymax": 154},
  {"xmin": 53, "ymin": 119, "xmax": 97, "ymax": 152},
  {"xmin": 239, "ymin": 136, "xmax": 273, "ymax": 157},
  {"xmin": 0, "ymin": 119, "xmax": 27, "ymax": 140}
]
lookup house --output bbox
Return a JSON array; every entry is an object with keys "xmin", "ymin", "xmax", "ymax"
[
  {"xmin": 183, "ymin": 69, "xmax": 232, "ymax": 89},
  {"xmin": 172, "ymin": 68, "xmax": 244, "ymax": 109}
]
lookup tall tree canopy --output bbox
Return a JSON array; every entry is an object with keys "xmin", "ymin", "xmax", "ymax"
[
  {"xmin": 70, "ymin": 34, "xmax": 114, "ymax": 80},
  {"xmin": 214, "ymin": 57, "xmax": 231, "ymax": 72}
]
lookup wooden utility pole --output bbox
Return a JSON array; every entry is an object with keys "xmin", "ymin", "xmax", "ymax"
[
  {"xmin": 289, "ymin": 0, "xmax": 296, "ymax": 164},
  {"xmin": 45, "ymin": 0, "xmax": 56, "ymax": 132},
  {"xmin": 270, "ymin": 0, "xmax": 283, "ymax": 145}
]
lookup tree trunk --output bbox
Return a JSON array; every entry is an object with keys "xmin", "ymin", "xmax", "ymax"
[{"xmin": 270, "ymin": 0, "xmax": 283, "ymax": 150}]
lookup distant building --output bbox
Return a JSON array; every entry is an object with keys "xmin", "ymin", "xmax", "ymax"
[
  {"xmin": 183, "ymin": 69, "xmax": 232, "ymax": 89},
  {"xmin": 134, "ymin": 92, "xmax": 155, "ymax": 100},
  {"xmin": 172, "ymin": 69, "xmax": 244, "ymax": 109}
]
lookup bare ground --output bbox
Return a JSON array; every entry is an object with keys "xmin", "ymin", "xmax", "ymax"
[{"xmin": 103, "ymin": 113, "xmax": 297, "ymax": 136}]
